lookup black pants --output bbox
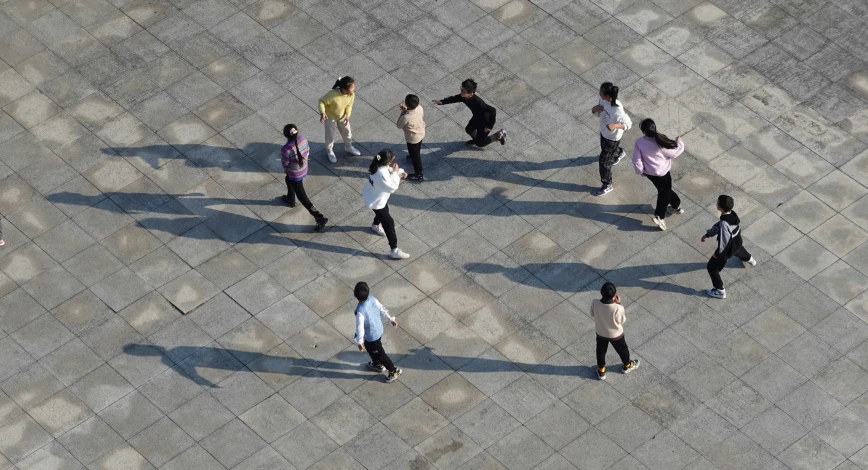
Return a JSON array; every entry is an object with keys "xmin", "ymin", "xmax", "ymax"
[
  {"xmin": 373, "ymin": 204, "xmax": 398, "ymax": 249},
  {"xmin": 465, "ymin": 120, "xmax": 495, "ymax": 147},
  {"xmin": 285, "ymin": 177, "xmax": 324, "ymax": 221},
  {"xmin": 599, "ymin": 135, "xmax": 622, "ymax": 186},
  {"xmin": 364, "ymin": 337, "xmax": 396, "ymax": 373},
  {"xmin": 707, "ymin": 247, "xmax": 752, "ymax": 290},
  {"xmin": 596, "ymin": 334, "xmax": 631, "ymax": 368},
  {"xmin": 407, "ymin": 141, "xmax": 422, "ymax": 176},
  {"xmin": 646, "ymin": 172, "xmax": 681, "ymax": 219}
]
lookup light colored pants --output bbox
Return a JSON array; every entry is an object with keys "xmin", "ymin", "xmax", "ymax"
[{"xmin": 324, "ymin": 118, "xmax": 352, "ymax": 152}]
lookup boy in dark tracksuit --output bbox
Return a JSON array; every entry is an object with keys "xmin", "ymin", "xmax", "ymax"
[
  {"xmin": 702, "ymin": 195, "xmax": 757, "ymax": 299},
  {"xmin": 433, "ymin": 78, "xmax": 506, "ymax": 148}
]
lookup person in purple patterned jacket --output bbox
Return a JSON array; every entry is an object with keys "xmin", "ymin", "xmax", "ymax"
[{"xmin": 282, "ymin": 124, "xmax": 328, "ymax": 232}]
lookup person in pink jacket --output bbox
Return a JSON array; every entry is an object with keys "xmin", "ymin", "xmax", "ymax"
[{"xmin": 632, "ymin": 118, "xmax": 685, "ymax": 231}]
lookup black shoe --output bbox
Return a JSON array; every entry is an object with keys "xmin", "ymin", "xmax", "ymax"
[
  {"xmin": 497, "ymin": 129, "xmax": 506, "ymax": 145},
  {"xmin": 465, "ymin": 140, "xmax": 475, "ymax": 146},
  {"xmin": 314, "ymin": 217, "xmax": 328, "ymax": 232},
  {"xmin": 407, "ymin": 174, "xmax": 425, "ymax": 182},
  {"xmin": 281, "ymin": 195, "xmax": 296, "ymax": 207}
]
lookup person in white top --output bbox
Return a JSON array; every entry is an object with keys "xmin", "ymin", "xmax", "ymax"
[
  {"xmin": 363, "ymin": 149, "xmax": 410, "ymax": 259},
  {"xmin": 591, "ymin": 82, "xmax": 632, "ymax": 196}
]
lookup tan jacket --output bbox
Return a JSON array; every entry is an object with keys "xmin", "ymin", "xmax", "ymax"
[
  {"xmin": 590, "ymin": 299, "xmax": 625, "ymax": 339},
  {"xmin": 396, "ymin": 106, "xmax": 425, "ymax": 144}
]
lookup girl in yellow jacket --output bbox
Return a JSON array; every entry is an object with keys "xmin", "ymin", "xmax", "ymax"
[{"xmin": 319, "ymin": 76, "xmax": 362, "ymax": 163}]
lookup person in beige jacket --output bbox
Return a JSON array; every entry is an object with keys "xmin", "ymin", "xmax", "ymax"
[
  {"xmin": 590, "ymin": 282, "xmax": 640, "ymax": 380},
  {"xmin": 397, "ymin": 94, "xmax": 426, "ymax": 182}
]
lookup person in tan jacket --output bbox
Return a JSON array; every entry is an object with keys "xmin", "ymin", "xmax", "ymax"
[
  {"xmin": 590, "ymin": 282, "xmax": 640, "ymax": 380},
  {"xmin": 397, "ymin": 94, "xmax": 426, "ymax": 182}
]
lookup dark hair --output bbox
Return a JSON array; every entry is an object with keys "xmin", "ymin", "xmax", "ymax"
[
  {"xmin": 332, "ymin": 76, "xmax": 355, "ymax": 91},
  {"xmin": 601, "ymin": 282, "xmax": 617, "ymax": 301},
  {"xmin": 640, "ymin": 119, "xmax": 678, "ymax": 149},
  {"xmin": 354, "ymin": 282, "xmax": 369, "ymax": 302},
  {"xmin": 600, "ymin": 82, "xmax": 619, "ymax": 107},
  {"xmin": 718, "ymin": 195, "xmax": 734, "ymax": 212},
  {"xmin": 461, "ymin": 78, "xmax": 477, "ymax": 94},
  {"xmin": 283, "ymin": 124, "xmax": 297, "ymax": 140},
  {"xmin": 368, "ymin": 149, "xmax": 394, "ymax": 174},
  {"xmin": 404, "ymin": 94, "xmax": 419, "ymax": 109}
]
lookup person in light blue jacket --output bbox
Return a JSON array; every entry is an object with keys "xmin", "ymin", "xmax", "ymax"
[{"xmin": 353, "ymin": 282, "xmax": 402, "ymax": 383}]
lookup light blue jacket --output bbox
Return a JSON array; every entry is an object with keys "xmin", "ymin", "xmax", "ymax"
[{"xmin": 354, "ymin": 296, "xmax": 394, "ymax": 344}]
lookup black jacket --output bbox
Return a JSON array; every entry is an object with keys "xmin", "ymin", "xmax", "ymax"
[{"xmin": 440, "ymin": 94, "xmax": 496, "ymax": 128}]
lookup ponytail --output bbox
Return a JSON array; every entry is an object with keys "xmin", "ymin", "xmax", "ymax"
[
  {"xmin": 368, "ymin": 149, "xmax": 394, "ymax": 175},
  {"xmin": 640, "ymin": 118, "xmax": 678, "ymax": 150},
  {"xmin": 332, "ymin": 76, "xmax": 355, "ymax": 92},
  {"xmin": 600, "ymin": 82, "xmax": 619, "ymax": 107}
]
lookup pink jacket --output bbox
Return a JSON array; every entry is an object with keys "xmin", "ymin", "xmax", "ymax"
[{"xmin": 632, "ymin": 136, "xmax": 684, "ymax": 177}]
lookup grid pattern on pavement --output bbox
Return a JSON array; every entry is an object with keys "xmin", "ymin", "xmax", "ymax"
[{"xmin": 1, "ymin": 0, "xmax": 868, "ymax": 468}]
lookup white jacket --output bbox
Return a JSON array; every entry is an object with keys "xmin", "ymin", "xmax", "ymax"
[
  {"xmin": 598, "ymin": 98, "xmax": 632, "ymax": 141},
  {"xmin": 363, "ymin": 166, "xmax": 402, "ymax": 210}
]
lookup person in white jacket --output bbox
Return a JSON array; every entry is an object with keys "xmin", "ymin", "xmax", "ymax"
[
  {"xmin": 363, "ymin": 149, "xmax": 410, "ymax": 259},
  {"xmin": 591, "ymin": 82, "xmax": 632, "ymax": 196}
]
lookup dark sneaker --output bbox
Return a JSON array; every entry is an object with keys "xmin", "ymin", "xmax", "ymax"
[
  {"xmin": 594, "ymin": 184, "xmax": 613, "ymax": 196},
  {"xmin": 385, "ymin": 368, "xmax": 403, "ymax": 383},
  {"xmin": 705, "ymin": 288, "xmax": 726, "ymax": 299},
  {"xmin": 368, "ymin": 361, "xmax": 386, "ymax": 373},
  {"xmin": 622, "ymin": 359, "xmax": 640, "ymax": 374},
  {"xmin": 314, "ymin": 217, "xmax": 328, "ymax": 232},
  {"xmin": 281, "ymin": 195, "xmax": 296, "ymax": 207},
  {"xmin": 613, "ymin": 148, "xmax": 625, "ymax": 165},
  {"xmin": 407, "ymin": 174, "xmax": 425, "ymax": 182},
  {"xmin": 597, "ymin": 366, "xmax": 606, "ymax": 380},
  {"xmin": 465, "ymin": 140, "xmax": 476, "ymax": 146}
]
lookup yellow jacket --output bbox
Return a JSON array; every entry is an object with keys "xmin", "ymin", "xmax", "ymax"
[{"xmin": 319, "ymin": 89, "xmax": 354, "ymax": 120}]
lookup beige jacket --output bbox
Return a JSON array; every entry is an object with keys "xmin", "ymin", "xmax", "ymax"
[
  {"xmin": 590, "ymin": 299, "xmax": 625, "ymax": 339},
  {"xmin": 396, "ymin": 106, "xmax": 425, "ymax": 144}
]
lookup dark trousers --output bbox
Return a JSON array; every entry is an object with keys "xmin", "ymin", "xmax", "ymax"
[
  {"xmin": 285, "ymin": 176, "xmax": 324, "ymax": 221},
  {"xmin": 465, "ymin": 120, "xmax": 495, "ymax": 147},
  {"xmin": 599, "ymin": 135, "xmax": 622, "ymax": 186},
  {"xmin": 646, "ymin": 172, "xmax": 681, "ymax": 219},
  {"xmin": 707, "ymin": 247, "xmax": 752, "ymax": 290},
  {"xmin": 407, "ymin": 141, "xmax": 423, "ymax": 176},
  {"xmin": 596, "ymin": 334, "xmax": 631, "ymax": 368},
  {"xmin": 373, "ymin": 204, "xmax": 398, "ymax": 250},
  {"xmin": 364, "ymin": 337, "xmax": 396, "ymax": 373}
]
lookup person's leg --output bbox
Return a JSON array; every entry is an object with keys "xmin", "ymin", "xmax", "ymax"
[
  {"xmin": 707, "ymin": 255, "xmax": 726, "ymax": 290},
  {"xmin": 464, "ymin": 120, "xmax": 476, "ymax": 141},
  {"xmin": 324, "ymin": 119, "xmax": 337, "ymax": 152},
  {"xmin": 474, "ymin": 125, "xmax": 494, "ymax": 147},
  {"xmin": 611, "ymin": 335, "xmax": 631, "ymax": 365},
  {"xmin": 596, "ymin": 335, "xmax": 609, "ymax": 368},
  {"xmin": 598, "ymin": 135, "xmax": 618, "ymax": 186},
  {"xmin": 377, "ymin": 205, "xmax": 398, "ymax": 250},
  {"xmin": 291, "ymin": 180, "xmax": 324, "ymax": 221},
  {"xmin": 647, "ymin": 174, "xmax": 669, "ymax": 219},
  {"xmin": 408, "ymin": 141, "xmax": 423, "ymax": 176},
  {"xmin": 665, "ymin": 172, "xmax": 682, "ymax": 211},
  {"xmin": 337, "ymin": 119, "xmax": 353, "ymax": 149},
  {"xmin": 372, "ymin": 209, "xmax": 381, "ymax": 227},
  {"xmin": 366, "ymin": 338, "xmax": 396, "ymax": 372},
  {"xmin": 733, "ymin": 245, "xmax": 752, "ymax": 262},
  {"xmin": 284, "ymin": 175, "xmax": 296, "ymax": 204}
]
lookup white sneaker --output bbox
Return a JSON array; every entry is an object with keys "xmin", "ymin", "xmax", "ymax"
[
  {"xmin": 705, "ymin": 288, "xmax": 726, "ymax": 299},
  {"xmin": 371, "ymin": 224, "xmax": 386, "ymax": 236},
  {"xmin": 667, "ymin": 205, "xmax": 684, "ymax": 215},
  {"xmin": 613, "ymin": 149, "xmax": 625, "ymax": 165},
  {"xmin": 390, "ymin": 248, "xmax": 410, "ymax": 259},
  {"xmin": 346, "ymin": 146, "xmax": 361, "ymax": 156},
  {"xmin": 327, "ymin": 151, "xmax": 337, "ymax": 163},
  {"xmin": 746, "ymin": 256, "xmax": 757, "ymax": 267},
  {"xmin": 652, "ymin": 215, "xmax": 667, "ymax": 231}
]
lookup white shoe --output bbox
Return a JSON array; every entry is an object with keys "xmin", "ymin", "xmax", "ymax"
[
  {"xmin": 705, "ymin": 288, "xmax": 726, "ymax": 299},
  {"xmin": 667, "ymin": 205, "xmax": 684, "ymax": 215},
  {"xmin": 346, "ymin": 146, "xmax": 361, "ymax": 156},
  {"xmin": 746, "ymin": 256, "xmax": 757, "ymax": 267},
  {"xmin": 371, "ymin": 224, "xmax": 386, "ymax": 236},
  {"xmin": 390, "ymin": 248, "xmax": 410, "ymax": 259},
  {"xmin": 652, "ymin": 215, "xmax": 667, "ymax": 231},
  {"xmin": 613, "ymin": 149, "xmax": 625, "ymax": 165},
  {"xmin": 327, "ymin": 151, "xmax": 337, "ymax": 163}
]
